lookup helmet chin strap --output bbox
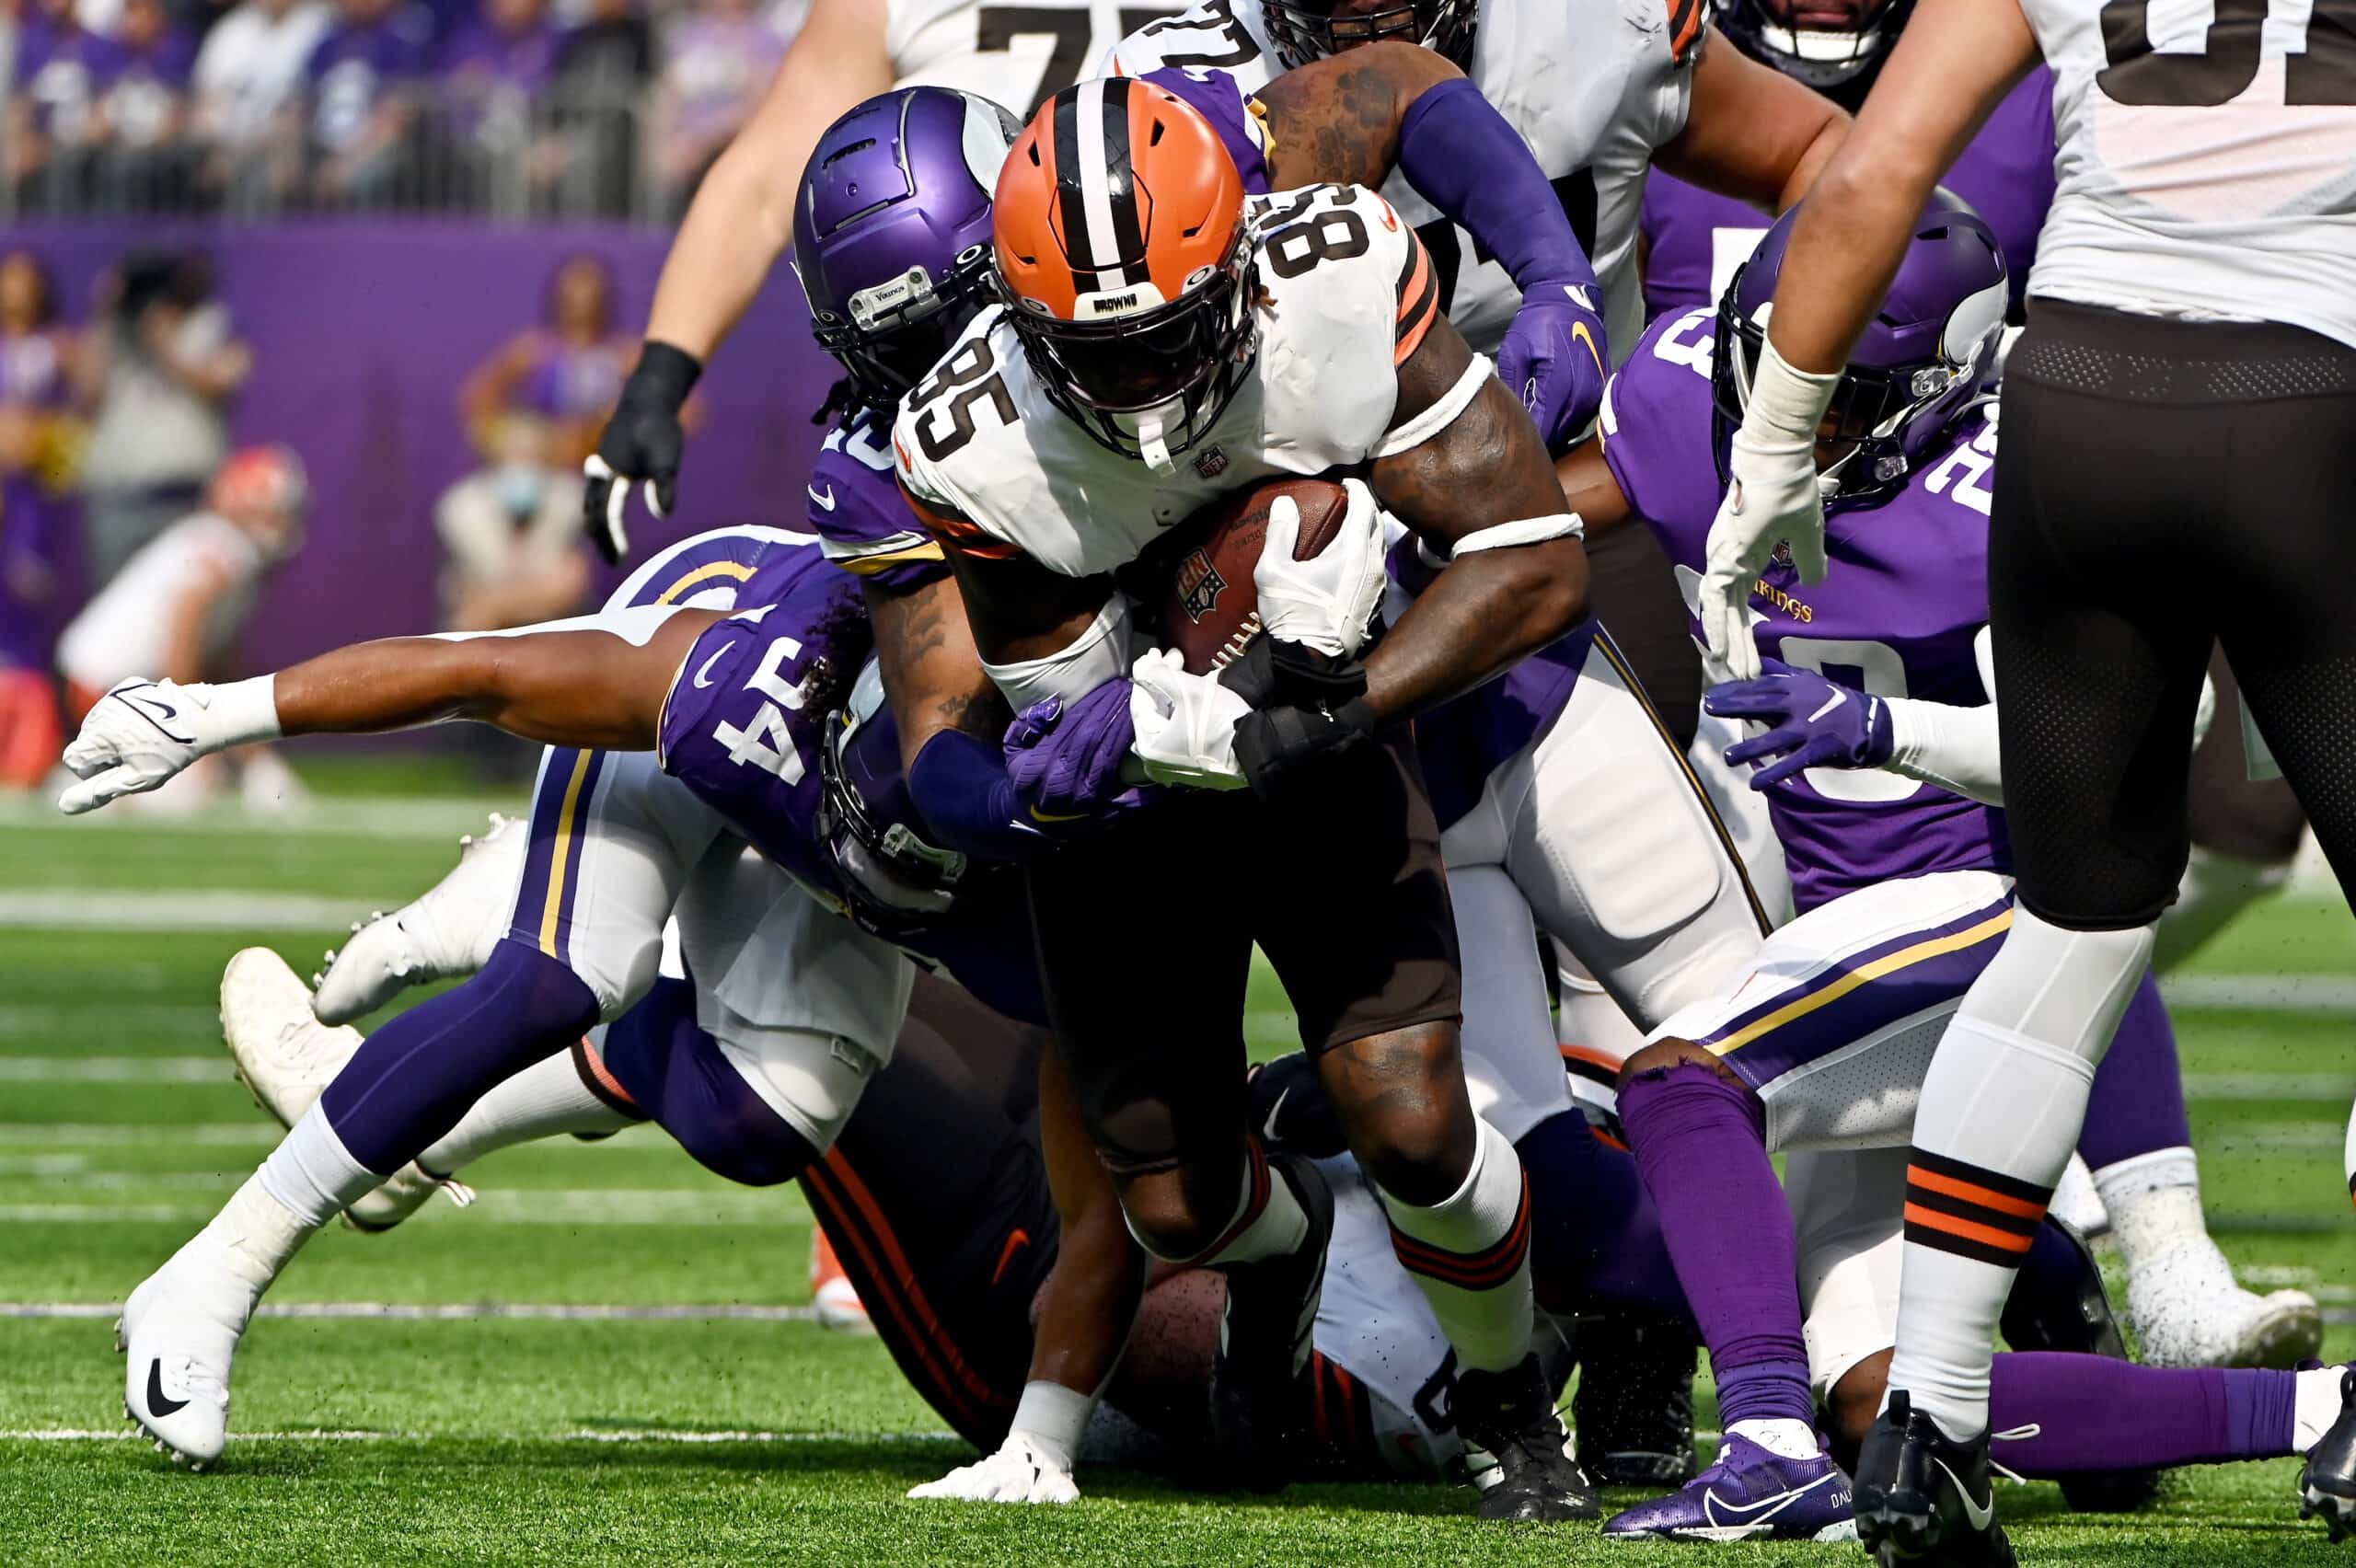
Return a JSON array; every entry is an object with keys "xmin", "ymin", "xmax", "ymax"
[{"xmin": 1131, "ymin": 398, "xmax": 1186, "ymax": 476}]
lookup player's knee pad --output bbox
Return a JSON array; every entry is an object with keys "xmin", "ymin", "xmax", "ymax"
[
  {"xmin": 596, "ymin": 989, "xmax": 843, "ymax": 1186},
  {"xmin": 1959, "ymin": 908, "xmax": 2154, "ymax": 1066}
]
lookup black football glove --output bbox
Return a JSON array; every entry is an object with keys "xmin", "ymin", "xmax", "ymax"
[
  {"xmin": 583, "ymin": 340, "xmax": 701, "ymax": 564},
  {"xmin": 1221, "ymin": 637, "xmax": 1377, "ymax": 798}
]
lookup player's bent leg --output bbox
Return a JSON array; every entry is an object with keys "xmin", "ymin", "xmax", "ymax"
[
  {"xmin": 2082, "ymin": 979, "xmax": 2321, "ymax": 1369},
  {"xmin": 311, "ymin": 813, "xmax": 525, "ymax": 1025}
]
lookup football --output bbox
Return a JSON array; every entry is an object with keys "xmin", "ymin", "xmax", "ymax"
[{"xmin": 1160, "ymin": 478, "xmax": 1354, "ymax": 675}]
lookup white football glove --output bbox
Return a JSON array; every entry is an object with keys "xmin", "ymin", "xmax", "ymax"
[
  {"xmin": 907, "ymin": 1430, "xmax": 1080, "ymax": 1505},
  {"xmin": 1699, "ymin": 339, "xmax": 1838, "ymax": 682},
  {"xmin": 1128, "ymin": 648, "xmax": 1249, "ymax": 790},
  {"xmin": 1254, "ymin": 478, "xmax": 1386, "ymax": 659},
  {"xmin": 58, "ymin": 676, "xmax": 279, "ymax": 815}
]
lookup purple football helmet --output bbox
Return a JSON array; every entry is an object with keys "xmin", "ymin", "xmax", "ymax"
[
  {"xmin": 1714, "ymin": 190, "xmax": 2006, "ymax": 509},
  {"xmin": 794, "ymin": 87, "xmax": 1022, "ymax": 413}
]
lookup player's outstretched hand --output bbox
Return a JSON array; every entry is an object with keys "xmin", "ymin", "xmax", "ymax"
[
  {"xmin": 1497, "ymin": 282, "xmax": 1607, "ymax": 451},
  {"xmin": 1700, "ymin": 339, "xmax": 1839, "ymax": 680},
  {"xmin": 907, "ymin": 1432, "xmax": 1080, "ymax": 1505},
  {"xmin": 582, "ymin": 342, "xmax": 701, "ymax": 564},
  {"xmin": 58, "ymin": 677, "xmax": 277, "ymax": 814},
  {"xmin": 1253, "ymin": 478, "xmax": 1386, "ymax": 659},
  {"xmin": 1704, "ymin": 657, "xmax": 1891, "ymax": 790}
]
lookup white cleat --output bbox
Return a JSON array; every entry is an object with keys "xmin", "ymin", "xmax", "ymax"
[
  {"xmin": 116, "ymin": 1240, "xmax": 260, "ymax": 1470},
  {"xmin": 221, "ymin": 947, "xmax": 475, "ymax": 1233},
  {"xmin": 311, "ymin": 813, "xmax": 525, "ymax": 1025},
  {"xmin": 2127, "ymin": 1241, "xmax": 2324, "ymax": 1369}
]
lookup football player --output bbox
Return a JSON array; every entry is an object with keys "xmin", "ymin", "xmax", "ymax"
[
  {"xmin": 1546, "ymin": 201, "xmax": 2320, "ymax": 1541},
  {"xmin": 891, "ymin": 79, "xmax": 1599, "ymax": 1521},
  {"xmin": 1700, "ymin": 0, "xmax": 2356, "ymax": 1555}
]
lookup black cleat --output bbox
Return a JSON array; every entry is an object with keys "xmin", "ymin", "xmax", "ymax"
[
  {"xmin": 1207, "ymin": 1152, "xmax": 1334, "ymax": 1491},
  {"xmin": 1455, "ymin": 1352, "xmax": 1600, "ymax": 1522},
  {"xmin": 1997, "ymin": 1217, "xmax": 2161, "ymax": 1514},
  {"xmin": 1572, "ymin": 1309, "xmax": 1699, "ymax": 1487},
  {"xmin": 1854, "ymin": 1391, "xmax": 2016, "ymax": 1567},
  {"xmin": 2299, "ymin": 1364, "xmax": 2356, "ymax": 1542}
]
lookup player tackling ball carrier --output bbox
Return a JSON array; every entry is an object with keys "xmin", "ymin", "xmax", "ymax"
[
  {"xmin": 1697, "ymin": 0, "xmax": 2356, "ymax": 1558},
  {"xmin": 889, "ymin": 77, "xmax": 1593, "ymax": 1520}
]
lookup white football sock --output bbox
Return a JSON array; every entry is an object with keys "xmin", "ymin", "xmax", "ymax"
[
  {"xmin": 1380, "ymin": 1117, "xmax": 1533, "ymax": 1374},
  {"xmin": 2297, "ymin": 1364, "xmax": 2350, "ymax": 1452},
  {"xmin": 257, "ymin": 1104, "xmax": 378, "ymax": 1229},
  {"xmin": 1127, "ymin": 1140, "xmax": 1310, "ymax": 1268},
  {"xmin": 1727, "ymin": 1418, "xmax": 1824, "ymax": 1461},
  {"xmin": 2096, "ymin": 1150, "xmax": 2223, "ymax": 1277},
  {"xmin": 1887, "ymin": 909, "xmax": 2154, "ymax": 1441},
  {"xmin": 419, "ymin": 1047, "xmax": 636, "ymax": 1175},
  {"xmin": 191, "ymin": 1173, "xmax": 318, "ymax": 1294}
]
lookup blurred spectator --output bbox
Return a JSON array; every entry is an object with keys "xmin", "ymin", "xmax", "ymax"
[
  {"xmin": 8, "ymin": 0, "xmax": 127, "ymax": 206},
  {"xmin": 460, "ymin": 252, "xmax": 641, "ymax": 471},
  {"xmin": 647, "ymin": 0, "xmax": 782, "ymax": 219},
  {"xmin": 55, "ymin": 444, "xmax": 310, "ymax": 812},
  {"xmin": 191, "ymin": 0, "xmax": 330, "ymax": 209},
  {"xmin": 435, "ymin": 411, "xmax": 590, "ymax": 634},
  {"xmin": 547, "ymin": 0, "xmax": 651, "ymax": 216},
  {"xmin": 79, "ymin": 248, "xmax": 250, "ymax": 588},
  {"xmin": 0, "ymin": 249, "xmax": 83, "ymax": 790},
  {"xmin": 301, "ymin": 0, "xmax": 427, "ymax": 208},
  {"xmin": 437, "ymin": 0, "xmax": 560, "ymax": 209},
  {"xmin": 92, "ymin": 0, "xmax": 200, "ymax": 208}
]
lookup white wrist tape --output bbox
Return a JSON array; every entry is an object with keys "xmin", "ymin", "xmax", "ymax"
[
  {"xmin": 197, "ymin": 675, "xmax": 283, "ymax": 746},
  {"xmin": 1743, "ymin": 335, "xmax": 1842, "ymax": 451},
  {"xmin": 1010, "ymin": 1380, "xmax": 1093, "ymax": 1470},
  {"xmin": 1885, "ymin": 695, "xmax": 2004, "ymax": 807},
  {"xmin": 982, "ymin": 594, "xmax": 1137, "ymax": 711},
  {"xmin": 1447, "ymin": 513, "xmax": 1584, "ymax": 556},
  {"xmin": 1371, "ymin": 353, "xmax": 1493, "ymax": 459}
]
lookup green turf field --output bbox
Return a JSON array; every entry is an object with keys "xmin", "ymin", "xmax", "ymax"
[{"xmin": 2, "ymin": 778, "xmax": 2350, "ymax": 1565}]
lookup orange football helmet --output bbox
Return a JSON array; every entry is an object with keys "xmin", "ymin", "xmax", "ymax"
[{"xmin": 992, "ymin": 77, "xmax": 1256, "ymax": 464}]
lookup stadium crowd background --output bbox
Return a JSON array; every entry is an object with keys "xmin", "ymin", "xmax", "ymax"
[{"xmin": 0, "ymin": 0, "xmax": 842, "ymax": 799}]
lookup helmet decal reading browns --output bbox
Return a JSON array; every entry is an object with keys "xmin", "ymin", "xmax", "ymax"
[
  {"xmin": 993, "ymin": 76, "xmax": 1257, "ymax": 470},
  {"xmin": 1713, "ymin": 190, "xmax": 2006, "ymax": 508},
  {"xmin": 793, "ymin": 87, "xmax": 1023, "ymax": 418}
]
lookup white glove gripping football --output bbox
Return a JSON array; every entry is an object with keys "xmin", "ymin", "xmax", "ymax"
[
  {"xmin": 1253, "ymin": 478, "xmax": 1387, "ymax": 659},
  {"xmin": 907, "ymin": 1429, "xmax": 1080, "ymax": 1505},
  {"xmin": 1700, "ymin": 337, "xmax": 1839, "ymax": 682},
  {"xmin": 1128, "ymin": 648, "xmax": 1251, "ymax": 790},
  {"xmin": 59, "ymin": 676, "xmax": 281, "ymax": 815},
  {"xmin": 907, "ymin": 1380, "xmax": 1090, "ymax": 1505}
]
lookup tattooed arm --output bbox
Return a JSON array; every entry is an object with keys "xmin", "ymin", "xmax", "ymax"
[
  {"xmin": 1252, "ymin": 40, "xmax": 1454, "ymax": 190},
  {"xmin": 1360, "ymin": 311, "xmax": 1588, "ymax": 721},
  {"xmin": 862, "ymin": 574, "xmax": 1007, "ymax": 775}
]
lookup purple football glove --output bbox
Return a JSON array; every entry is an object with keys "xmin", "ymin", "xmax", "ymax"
[
  {"xmin": 1497, "ymin": 282, "xmax": 1609, "ymax": 451},
  {"xmin": 1003, "ymin": 681, "xmax": 1149, "ymax": 826},
  {"xmin": 1705, "ymin": 657, "xmax": 1894, "ymax": 790}
]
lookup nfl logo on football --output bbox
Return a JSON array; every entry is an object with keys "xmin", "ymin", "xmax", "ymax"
[{"xmin": 1175, "ymin": 548, "xmax": 1227, "ymax": 624}]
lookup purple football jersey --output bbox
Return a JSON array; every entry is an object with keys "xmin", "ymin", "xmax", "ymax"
[
  {"xmin": 807, "ymin": 407, "xmax": 947, "ymax": 593},
  {"xmin": 1138, "ymin": 66, "xmax": 1273, "ymax": 194},
  {"xmin": 1601, "ymin": 306, "xmax": 2009, "ymax": 911},
  {"xmin": 1639, "ymin": 66, "xmax": 2056, "ymax": 322}
]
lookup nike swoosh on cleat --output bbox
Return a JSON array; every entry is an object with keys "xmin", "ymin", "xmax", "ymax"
[
  {"xmin": 1934, "ymin": 1458, "xmax": 1996, "ymax": 1530},
  {"xmin": 145, "ymin": 1360, "xmax": 190, "ymax": 1417},
  {"xmin": 1702, "ymin": 1470, "xmax": 1833, "ymax": 1530}
]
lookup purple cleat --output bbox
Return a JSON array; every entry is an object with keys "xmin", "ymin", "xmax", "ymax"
[{"xmin": 1601, "ymin": 1433, "xmax": 1858, "ymax": 1544}]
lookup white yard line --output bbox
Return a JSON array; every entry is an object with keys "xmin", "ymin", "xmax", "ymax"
[
  {"xmin": 0, "ymin": 1056, "xmax": 230, "ymax": 1082},
  {"xmin": 0, "ymin": 892, "xmax": 389, "ymax": 932},
  {"xmin": 0, "ymin": 1124, "xmax": 277, "ymax": 1147},
  {"xmin": 2163, "ymin": 974, "xmax": 2356, "ymax": 1013},
  {"xmin": 0, "ymin": 1189, "xmax": 804, "ymax": 1226},
  {"xmin": 2179, "ymin": 1072, "xmax": 2356, "ymax": 1101},
  {"xmin": 0, "ymin": 1426, "xmax": 959, "ymax": 1444},
  {"xmin": 0, "ymin": 795, "xmax": 518, "ymax": 840},
  {"xmin": 0, "ymin": 1301, "xmax": 822, "ymax": 1321}
]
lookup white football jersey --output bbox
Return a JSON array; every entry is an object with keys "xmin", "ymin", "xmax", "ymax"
[
  {"xmin": 888, "ymin": 0, "xmax": 1180, "ymax": 114},
  {"xmin": 2023, "ymin": 0, "xmax": 2356, "ymax": 348},
  {"xmin": 58, "ymin": 512, "xmax": 263, "ymax": 690},
  {"xmin": 1103, "ymin": 0, "xmax": 1700, "ymax": 362},
  {"xmin": 895, "ymin": 183, "xmax": 1427, "ymax": 577}
]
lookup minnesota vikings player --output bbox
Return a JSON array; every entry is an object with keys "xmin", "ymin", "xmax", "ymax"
[
  {"xmin": 1545, "ymin": 200, "xmax": 2316, "ymax": 1542},
  {"xmin": 1639, "ymin": 0, "xmax": 2054, "ymax": 323}
]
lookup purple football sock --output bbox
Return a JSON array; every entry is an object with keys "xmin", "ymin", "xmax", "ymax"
[
  {"xmin": 1989, "ymin": 1353, "xmax": 2297, "ymax": 1472},
  {"xmin": 598, "ymin": 976, "xmax": 818, "ymax": 1187},
  {"xmin": 1515, "ymin": 1110, "xmax": 1689, "ymax": 1316},
  {"xmin": 2075, "ymin": 972, "xmax": 2191, "ymax": 1170},
  {"xmin": 319, "ymin": 939, "xmax": 599, "ymax": 1174},
  {"xmin": 1620, "ymin": 1059, "xmax": 1813, "ymax": 1428}
]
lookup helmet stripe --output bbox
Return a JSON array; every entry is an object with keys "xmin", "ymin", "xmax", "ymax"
[
  {"xmin": 1069, "ymin": 77, "xmax": 1139, "ymax": 292},
  {"xmin": 1051, "ymin": 87, "xmax": 1094, "ymax": 289}
]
